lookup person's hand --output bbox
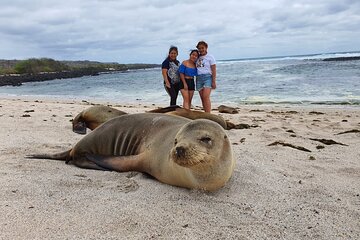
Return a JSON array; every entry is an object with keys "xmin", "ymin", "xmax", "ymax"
[
  {"xmin": 165, "ymin": 82, "xmax": 171, "ymax": 88},
  {"xmin": 212, "ymin": 81, "xmax": 217, "ymax": 90},
  {"xmin": 183, "ymin": 83, "xmax": 188, "ymax": 90}
]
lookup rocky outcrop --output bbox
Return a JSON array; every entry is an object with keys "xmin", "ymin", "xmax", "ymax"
[
  {"xmin": 323, "ymin": 56, "xmax": 360, "ymax": 61},
  {"xmin": 0, "ymin": 69, "xmax": 102, "ymax": 87}
]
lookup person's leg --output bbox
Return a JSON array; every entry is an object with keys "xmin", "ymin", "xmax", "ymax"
[
  {"xmin": 187, "ymin": 79, "xmax": 195, "ymax": 109},
  {"xmin": 199, "ymin": 87, "xmax": 212, "ymax": 112},
  {"xmin": 164, "ymin": 83, "xmax": 170, "ymax": 97},
  {"xmin": 180, "ymin": 89, "xmax": 190, "ymax": 109},
  {"xmin": 188, "ymin": 90, "xmax": 194, "ymax": 109},
  {"xmin": 166, "ymin": 84, "xmax": 177, "ymax": 106},
  {"xmin": 172, "ymin": 83, "xmax": 181, "ymax": 106}
]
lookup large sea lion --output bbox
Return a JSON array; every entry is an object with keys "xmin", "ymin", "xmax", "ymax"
[{"xmin": 29, "ymin": 113, "xmax": 235, "ymax": 191}]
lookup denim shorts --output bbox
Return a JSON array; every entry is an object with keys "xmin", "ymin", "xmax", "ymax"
[{"xmin": 196, "ymin": 74, "xmax": 212, "ymax": 91}]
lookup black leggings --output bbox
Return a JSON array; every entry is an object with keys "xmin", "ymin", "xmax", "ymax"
[{"xmin": 164, "ymin": 82, "xmax": 181, "ymax": 106}]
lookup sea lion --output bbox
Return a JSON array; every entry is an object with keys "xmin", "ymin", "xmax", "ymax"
[
  {"xmin": 147, "ymin": 105, "xmax": 182, "ymax": 113},
  {"xmin": 72, "ymin": 105, "xmax": 231, "ymax": 134},
  {"xmin": 166, "ymin": 108, "xmax": 228, "ymax": 130},
  {"xmin": 29, "ymin": 113, "xmax": 235, "ymax": 191},
  {"xmin": 218, "ymin": 105, "xmax": 239, "ymax": 114},
  {"xmin": 72, "ymin": 105, "xmax": 127, "ymax": 134}
]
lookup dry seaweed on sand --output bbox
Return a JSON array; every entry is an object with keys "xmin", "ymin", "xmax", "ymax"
[
  {"xmin": 335, "ymin": 129, "xmax": 360, "ymax": 135},
  {"xmin": 268, "ymin": 141, "xmax": 312, "ymax": 152},
  {"xmin": 309, "ymin": 138, "xmax": 348, "ymax": 146}
]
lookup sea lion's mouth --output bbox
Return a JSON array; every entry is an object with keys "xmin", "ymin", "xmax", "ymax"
[{"xmin": 171, "ymin": 145, "xmax": 209, "ymax": 167}]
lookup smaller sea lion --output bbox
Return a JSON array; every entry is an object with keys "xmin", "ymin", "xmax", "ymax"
[
  {"xmin": 147, "ymin": 105, "xmax": 181, "ymax": 113},
  {"xmin": 72, "ymin": 105, "xmax": 231, "ymax": 133},
  {"xmin": 72, "ymin": 105, "xmax": 127, "ymax": 134}
]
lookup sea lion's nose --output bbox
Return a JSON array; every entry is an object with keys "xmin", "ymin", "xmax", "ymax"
[{"xmin": 176, "ymin": 146, "xmax": 186, "ymax": 157}]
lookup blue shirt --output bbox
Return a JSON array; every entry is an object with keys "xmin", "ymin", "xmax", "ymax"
[{"xmin": 178, "ymin": 64, "xmax": 197, "ymax": 77}]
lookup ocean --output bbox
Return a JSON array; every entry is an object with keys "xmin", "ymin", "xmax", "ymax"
[{"xmin": 1, "ymin": 52, "xmax": 360, "ymax": 106}]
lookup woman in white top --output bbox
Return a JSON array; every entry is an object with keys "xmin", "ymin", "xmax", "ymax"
[{"xmin": 195, "ymin": 41, "xmax": 216, "ymax": 113}]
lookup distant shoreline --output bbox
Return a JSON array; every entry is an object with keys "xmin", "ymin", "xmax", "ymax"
[
  {"xmin": 322, "ymin": 56, "xmax": 360, "ymax": 61},
  {"xmin": 219, "ymin": 54, "xmax": 360, "ymax": 62},
  {"xmin": 1, "ymin": 55, "xmax": 359, "ymax": 87},
  {"xmin": 0, "ymin": 66, "xmax": 159, "ymax": 87}
]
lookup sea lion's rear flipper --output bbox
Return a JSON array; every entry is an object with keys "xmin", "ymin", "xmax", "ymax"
[
  {"xmin": 27, "ymin": 151, "xmax": 109, "ymax": 171},
  {"xmin": 26, "ymin": 150, "xmax": 71, "ymax": 161},
  {"xmin": 85, "ymin": 153, "xmax": 145, "ymax": 172}
]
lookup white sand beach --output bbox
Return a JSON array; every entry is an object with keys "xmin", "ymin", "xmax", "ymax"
[{"xmin": 0, "ymin": 97, "xmax": 359, "ymax": 239}]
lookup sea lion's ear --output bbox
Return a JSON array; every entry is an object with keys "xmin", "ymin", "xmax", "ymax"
[{"xmin": 224, "ymin": 135, "xmax": 228, "ymax": 139}]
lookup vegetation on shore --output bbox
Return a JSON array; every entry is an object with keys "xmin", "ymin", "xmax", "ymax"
[{"xmin": 0, "ymin": 58, "xmax": 159, "ymax": 86}]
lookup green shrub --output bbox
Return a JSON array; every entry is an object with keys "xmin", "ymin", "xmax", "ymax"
[{"xmin": 14, "ymin": 58, "xmax": 69, "ymax": 74}]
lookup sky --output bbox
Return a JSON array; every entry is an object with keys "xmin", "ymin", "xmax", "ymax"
[{"xmin": 0, "ymin": 0, "xmax": 359, "ymax": 63}]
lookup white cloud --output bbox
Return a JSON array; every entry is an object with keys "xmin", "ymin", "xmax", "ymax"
[{"xmin": 0, "ymin": 0, "xmax": 359, "ymax": 63}]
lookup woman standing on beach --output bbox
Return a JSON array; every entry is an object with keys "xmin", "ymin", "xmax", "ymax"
[
  {"xmin": 179, "ymin": 49, "xmax": 199, "ymax": 109},
  {"xmin": 196, "ymin": 41, "xmax": 216, "ymax": 113},
  {"xmin": 162, "ymin": 46, "xmax": 181, "ymax": 106}
]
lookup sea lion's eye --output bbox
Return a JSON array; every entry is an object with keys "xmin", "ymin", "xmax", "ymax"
[{"xmin": 200, "ymin": 137, "xmax": 212, "ymax": 145}]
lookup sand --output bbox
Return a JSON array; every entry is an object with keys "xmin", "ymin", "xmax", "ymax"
[{"xmin": 0, "ymin": 96, "xmax": 359, "ymax": 239}]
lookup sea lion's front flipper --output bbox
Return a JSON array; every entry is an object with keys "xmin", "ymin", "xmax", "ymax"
[
  {"xmin": 85, "ymin": 153, "xmax": 145, "ymax": 172},
  {"xmin": 72, "ymin": 156, "xmax": 110, "ymax": 171}
]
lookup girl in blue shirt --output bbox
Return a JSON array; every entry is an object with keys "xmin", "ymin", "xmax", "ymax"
[{"xmin": 178, "ymin": 49, "xmax": 199, "ymax": 109}]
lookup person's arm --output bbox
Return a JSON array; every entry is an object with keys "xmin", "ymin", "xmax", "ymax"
[
  {"xmin": 179, "ymin": 63, "xmax": 188, "ymax": 90},
  {"xmin": 162, "ymin": 68, "xmax": 171, "ymax": 88},
  {"xmin": 211, "ymin": 64, "xmax": 216, "ymax": 89},
  {"xmin": 180, "ymin": 73, "xmax": 188, "ymax": 90}
]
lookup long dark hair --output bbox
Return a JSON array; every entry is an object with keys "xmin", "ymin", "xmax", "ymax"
[
  {"xmin": 196, "ymin": 41, "xmax": 208, "ymax": 48},
  {"xmin": 165, "ymin": 45, "xmax": 179, "ymax": 63},
  {"xmin": 189, "ymin": 49, "xmax": 199, "ymax": 57},
  {"xmin": 168, "ymin": 45, "xmax": 178, "ymax": 54}
]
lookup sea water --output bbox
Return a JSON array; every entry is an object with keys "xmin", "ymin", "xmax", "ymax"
[{"xmin": 1, "ymin": 52, "xmax": 359, "ymax": 106}]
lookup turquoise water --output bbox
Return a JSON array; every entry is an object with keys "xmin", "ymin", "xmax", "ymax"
[{"xmin": 1, "ymin": 52, "xmax": 360, "ymax": 106}]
